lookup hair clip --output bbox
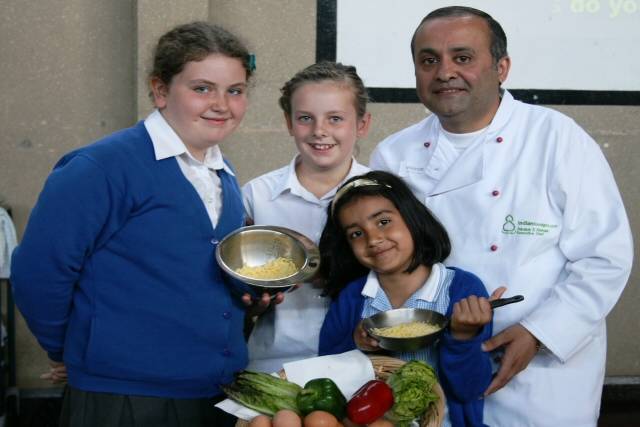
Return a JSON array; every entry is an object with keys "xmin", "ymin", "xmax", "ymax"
[
  {"xmin": 331, "ymin": 178, "xmax": 391, "ymax": 216},
  {"xmin": 248, "ymin": 53, "xmax": 256, "ymax": 72}
]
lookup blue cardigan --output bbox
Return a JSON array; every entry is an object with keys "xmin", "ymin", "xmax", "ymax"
[
  {"xmin": 11, "ymin": 121, "xmax": 247, "ymax": 398},
  {"xmin": 319, "ymin": 267, "xmax": 492, "ymax": 427}
]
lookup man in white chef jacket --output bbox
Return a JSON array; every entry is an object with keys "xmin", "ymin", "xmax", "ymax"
[{"xmin": 370, "ymin": 6, "xmax": 633, "ymax": 427}]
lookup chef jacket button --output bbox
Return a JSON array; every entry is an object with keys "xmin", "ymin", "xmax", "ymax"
[
  {"xmin": 496, "ymin": 136, "xmax": 504, "ymax": 143},
  {"xmin": 210, "ymin": 238, "xmax": 219, "ymax": 245},
  {"xmin": 490, "ymin": 244, "xmax": 498, "ymax": 252},
  {"xmin": 423, "ymin": 141, "xmax": 431, "ymax": 148},
  {"xmin": 222, "ymin": 348, "xmax": 231, "ymax": 357},
  {"xmin": 492, "ymin": 190, "xmax": 500, "ymax": 197},
  {"xmin": 222, "ymin": 311, "xmax": 232, "ymax": 319}
]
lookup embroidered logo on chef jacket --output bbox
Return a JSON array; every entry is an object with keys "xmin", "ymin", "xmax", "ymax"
[{"xmin": 502, "ymin": 214, "xmax": 558, "ymax": 236}]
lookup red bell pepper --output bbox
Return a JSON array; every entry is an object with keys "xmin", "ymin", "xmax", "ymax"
[{"xmin": 347, "ymin": 379, "xmax": 394, "ymax": 424}]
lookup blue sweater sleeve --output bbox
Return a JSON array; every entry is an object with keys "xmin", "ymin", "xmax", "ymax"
[
  {"xmin": 318, "ymin": 278, "xmax": 366, "ymax": 356},
  {"xmin": 11, "ymin": 154, "xmax": 124, "ymax": 361},
  {"xmin": 438, "ymin": 268, "xmax": 493, "ymax": 427}
]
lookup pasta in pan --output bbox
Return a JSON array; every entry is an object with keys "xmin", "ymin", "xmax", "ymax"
[{"xmin": 372, "ymin": 321, "xmax": 441, "ymax": 338}]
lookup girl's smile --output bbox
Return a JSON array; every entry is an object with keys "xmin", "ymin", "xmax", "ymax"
[
  {"xmin": 202, "ymin": 116, "xmax": 230, "ymax": 124},
  {"xmin": 308, "ymin": 142, "xmax": 336, "ymax": 151}
]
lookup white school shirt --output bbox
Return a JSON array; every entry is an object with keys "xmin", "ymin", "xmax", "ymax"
[
  {"xmin": 144, "ymin": 109, "xmax": 234, "ymax": 228},
  {"xmin": 370, "ymin": 90, "xmax": 633, "ymax": 427},
  {"xmin": 243, "ymin": 156, "xmax": 370, "ymax": 372}
]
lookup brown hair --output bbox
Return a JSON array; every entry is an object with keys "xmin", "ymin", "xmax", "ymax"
[{"xmin": 149, "ymin": 21, "xmax": 253, "ymax": 86}]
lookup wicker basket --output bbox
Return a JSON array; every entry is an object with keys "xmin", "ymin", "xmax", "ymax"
[{"xmin": 234, "ymin": 355, "xmax": 445, "ymax": 427}]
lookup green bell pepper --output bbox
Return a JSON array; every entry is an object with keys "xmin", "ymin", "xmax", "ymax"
[{"xmin": 296, "ymin": 378, "xmax": 347, "ymax": 420}]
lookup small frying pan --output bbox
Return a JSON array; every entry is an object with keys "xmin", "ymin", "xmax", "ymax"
[{"xmin": 363, "ymin": 295, "xmax": 524, "ymax": 352}]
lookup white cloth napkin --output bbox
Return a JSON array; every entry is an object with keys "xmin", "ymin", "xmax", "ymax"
[
  {"xmin": 215, "ymin": 392, "xmax": 263, "ymax": 421},
  {"xmin": 215, "ymin": 350, "xmax": 375, "ymax": 421}
]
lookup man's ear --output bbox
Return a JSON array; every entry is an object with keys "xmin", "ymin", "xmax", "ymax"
[
  {"xmin": 150, "ymin": 77, "xmax": 169, "ymax": 109},
  {"xmin": 497, "ymin": 56, "xmax": 511, "ymax": 85}
]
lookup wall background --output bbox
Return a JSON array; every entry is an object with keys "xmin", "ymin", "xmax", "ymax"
[{"xmin": 0, "ymin": 0, "xmax": 637, "ymax": 389}]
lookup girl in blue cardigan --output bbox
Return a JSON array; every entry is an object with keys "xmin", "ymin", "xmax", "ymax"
[
  {"xmin": 11, "ymin": 22, "xmax": 255, "ymax": 427},
  {"xmin": 318, "ymin": 171, "xmax": 504, "ymax": 427}
]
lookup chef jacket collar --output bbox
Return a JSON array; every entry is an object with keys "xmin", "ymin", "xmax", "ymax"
[
  {"xmin": 488, "ymin": 89, "xmax": 515, "ymax": 133},
  {"xmin": 428, "ymin": 89, "xmax": 514, "ymax": 143},
  {"xmin": 428, "ymin": 91, "xmax": 515, "ymax": 196}
]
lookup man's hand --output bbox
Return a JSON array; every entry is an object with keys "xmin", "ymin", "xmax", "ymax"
[
  {"xmin": 40, "ymin": 360, "xmax": 67, "ymax": 384},
  {"xmin": 482, "ymin": 323, "xmax": 539, "ymax": 396}
]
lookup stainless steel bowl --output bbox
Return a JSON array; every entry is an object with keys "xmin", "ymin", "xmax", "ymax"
[
  {"xmin": 362, "ymin": 308, "xmax": 448, "ymax": 352},
  {"xmin": 216, "ymin": 225, "xmax": 320, "ymax": 297}
]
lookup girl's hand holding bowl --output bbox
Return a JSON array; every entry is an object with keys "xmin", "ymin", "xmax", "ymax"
[
  {"xmin": 242, "ymin": 290, "xmax": 286, "ymax": 314},
  {"xmin": 353, "ymin": 321, "xmax": 380, "ymax": 352}
]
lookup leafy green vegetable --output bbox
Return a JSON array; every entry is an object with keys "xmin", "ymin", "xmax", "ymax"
[
  {"xmin": 221, "ymin": 370, "xmax": 302, "ymax": 416},
  {"xmin": 385, "ymin": 360, "xmax": 439, "ymax": 427}
]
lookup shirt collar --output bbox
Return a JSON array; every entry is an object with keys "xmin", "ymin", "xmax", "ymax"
[
  {"xmin": 270, "ymin": 156, "xmax": 304, "ymax": 200},
  {"xmin": 414, "ymin": 262, "xmax": 442, "ymax": 302},
  {"xmin": 270, "ymin": 156, "xmax": 362, "ymax": 200},
  {"xmin": 361, "ymin": 270, "xmax": 383, "ymax": 298},
  {"xmin": 489, "ymin": 89, "xmax": 515, "ymax": 132},
  {"xmin": 430, "ymin": 89, "xmax": 513, "ymax": 141},
  {"xmin": 361, "ymin": 263, "xmax": 443, "ymax": 303},
  {"xmin": 144, "ymin": 109, "xmax": 234, "ymax": 175}
]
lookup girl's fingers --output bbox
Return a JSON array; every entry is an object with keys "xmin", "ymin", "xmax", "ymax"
[
  {"xmin": 454, "ymin": 296, "xmax": 493, "ymax": 326},
  {"xmin": 489, "ymin": 286, "xmax": 507, "ymax": 301},
  {"xmin": 354, "ymin": 322, "xmax": 379, "ymax": 351},
  {"xmin": 458, "ymin": 297, "xmax": 472, "ymax": 312},
  {"xmin": 241, "ymin": 294, "xmax": 252, "ymax": 306},
  {"xmin": 41, "ymin": 370, "xmax": 67, "ymax": 384}
]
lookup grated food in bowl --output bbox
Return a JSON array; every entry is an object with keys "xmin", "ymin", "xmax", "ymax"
[
  {"xmin": 234, "ymin": 257, "xmax": 297, "ymax": 280},
  {"xmin": 372, "ymin": 321, "xmax": 441, "ymax": 338}
]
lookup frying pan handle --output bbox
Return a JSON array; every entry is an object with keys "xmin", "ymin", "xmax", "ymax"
[{"xmin": 490, "ymin": 295, "xmax": 524, "ymax": 309}]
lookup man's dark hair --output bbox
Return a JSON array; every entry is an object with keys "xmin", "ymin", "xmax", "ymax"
[{"xmin": 410, "ymin": 6, "xmax": 508, "ymax": 63}]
